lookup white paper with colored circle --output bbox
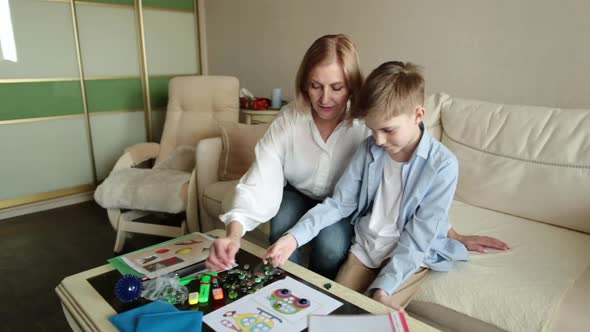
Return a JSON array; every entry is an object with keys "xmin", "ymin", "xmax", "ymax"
[{"xmin": 204, "ymin": 276, "xmax": 343, "ymax": 332}]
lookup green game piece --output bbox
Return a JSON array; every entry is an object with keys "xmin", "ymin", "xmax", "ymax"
[
  {"xmin": 255, "ymin": 277, "xmax": 262, "ymax": 283},
  {"xmin": 228, "ymin": 291, "xmax": 238, "ymax": 300},
  {"xmin": 323, "ymin": 283, "xmax": 332, "ymax": 290}
]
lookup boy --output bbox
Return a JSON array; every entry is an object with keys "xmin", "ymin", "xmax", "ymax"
[{"xmin": 264, "ymin": 61, "xmax": 469, "ymax": 310}]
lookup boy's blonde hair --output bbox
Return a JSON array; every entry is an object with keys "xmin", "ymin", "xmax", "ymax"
[
  {"xmin": 295, "ymin": 34, "xmax": 363, "ymax": 112},
  {"xmin": 351, "ymin": 61, "xmax": 424, "ymax": 120}
]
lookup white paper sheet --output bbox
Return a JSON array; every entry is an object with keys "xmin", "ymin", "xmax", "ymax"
[
  {"xmin": 204, "ymin": 276, "xmax": 343, "ymax": 332},
  {"xmin": 308, "ymin": 312, "xmax": 410, "ymax": 332}
]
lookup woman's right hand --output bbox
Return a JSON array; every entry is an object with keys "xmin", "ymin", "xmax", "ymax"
[
  {"xmin": 263, "ymin": 233, "xmax": 298, "ymax": 267},
  {"xmin": 206, "ymin": 237, "xmax": 240, "ymax": 271}
]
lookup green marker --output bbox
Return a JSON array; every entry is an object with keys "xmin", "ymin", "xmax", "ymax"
[
  {"xmin": 178, "ymin": 275, "xmax": 198, "ymax": 286},
  {"xmin": 199, "ymin": 275, "xmax": 211, "ymax": 303}
]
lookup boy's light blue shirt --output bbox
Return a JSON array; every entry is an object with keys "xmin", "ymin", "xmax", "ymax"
[{"xmin": 288, "ymin": 128, "xmax": 469, "ymax": 295}]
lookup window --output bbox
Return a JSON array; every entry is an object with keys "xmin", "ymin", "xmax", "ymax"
[{"xmin": 0, "ymin": 0, "xmax": 17, "ymax": 62}]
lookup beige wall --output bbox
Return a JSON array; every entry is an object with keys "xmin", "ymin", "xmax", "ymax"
[{"xmin": 203, "ymin": 0, "xmax": 589, "ymax": 109}]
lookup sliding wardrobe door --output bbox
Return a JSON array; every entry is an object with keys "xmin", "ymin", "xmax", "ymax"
[
  {"xmin": 74, "ymin": 1, "xmax": 147, "ymax": 181},
  {"xmin": 0, "ymin": 0, "xmax": 94, "ymax": 207}
]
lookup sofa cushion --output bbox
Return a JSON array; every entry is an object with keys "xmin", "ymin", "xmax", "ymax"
[
  {"xmin": 408, "ymin": 201, "xmax": 590, "ymax": 332},
  {"xmin": 202, "ymin": 180, "xmax": 240, "ymax": 220},
  {"xmin": 440, "ymin": 97, "xmax": 590, "ymax": 233},
  {"xmin": 94, "ymin": 168, "xmax": 190, "ymax": 213}
]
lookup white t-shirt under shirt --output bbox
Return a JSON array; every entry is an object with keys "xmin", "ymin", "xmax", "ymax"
[{"xmin": 350, "ymin": 156, "xmax": 404, "ymax": 269}]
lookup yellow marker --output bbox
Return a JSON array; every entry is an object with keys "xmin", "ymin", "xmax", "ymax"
[{"xmin": 188, "ymin": 292, "xmax": 200, "ymax": 305}]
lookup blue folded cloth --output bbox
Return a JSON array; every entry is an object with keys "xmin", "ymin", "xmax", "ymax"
[
  {"xmin": 136, "ymin": 311, "xmax": 203, "ymax": 332},
  {"xmin": 109, "ymin": 301, "xmax": 178, "ymax": 332}
]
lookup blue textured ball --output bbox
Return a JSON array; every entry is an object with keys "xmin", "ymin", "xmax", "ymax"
[{"xmin": 114, "ymin": 275, "xmax": 143, "ymax": 303}]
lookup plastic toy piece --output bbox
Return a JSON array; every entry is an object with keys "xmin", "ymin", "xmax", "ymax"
[
  {"xmin": 323, "ymin": 283, "xmax": 332, "ymax": 290},
  {"xmin": 199, "ymin": 275, "xmax": 211, "ymax": 303},
  {"xmin": 188, "ymin": 292, "xmax": 200, "ymax": 305},
  {"xmin": 114, "ymin": 275, "xmax": 144, "ymax": 303}
]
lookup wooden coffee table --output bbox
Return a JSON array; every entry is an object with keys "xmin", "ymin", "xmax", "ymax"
[{"xmin": 56, "ymin": 230, "xmax": 439, "ymax": 331}]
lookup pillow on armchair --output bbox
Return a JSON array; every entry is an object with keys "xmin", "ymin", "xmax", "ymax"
[{"xmin": 217, "ymin": 121, "xmax": 270, "ymax": 181}]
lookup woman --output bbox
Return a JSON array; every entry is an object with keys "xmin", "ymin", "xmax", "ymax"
[{"xmin": 206, "ymin": 34, "xmax": 507, "ymax": 278}]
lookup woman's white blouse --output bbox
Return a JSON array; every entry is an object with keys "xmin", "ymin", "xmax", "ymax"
[{"xmin": 220, "ymin": 103, "xmax": 370, "ymax": 234}]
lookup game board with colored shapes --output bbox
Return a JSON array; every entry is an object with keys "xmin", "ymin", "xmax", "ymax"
[
  {"xmin": 204, "ymin": 276, "xmax": 342, "ymax": 332},
  {"xmin": 120, "ymin": 233, "xmax": 213, "ymax": 279}
]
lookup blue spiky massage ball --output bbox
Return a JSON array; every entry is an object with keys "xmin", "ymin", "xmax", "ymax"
[{"xmin": 114, "ymin": 275, "xmax": 143, "ymax": 303}]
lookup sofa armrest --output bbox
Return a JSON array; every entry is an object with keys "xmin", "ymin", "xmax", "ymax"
[
  {"xmin": 196, "ymin": 137, "xmax": 223, "ymax": 201},
  {"xmin": 112, "ymin": 142, "xmax": 161, "ymax": 172}
]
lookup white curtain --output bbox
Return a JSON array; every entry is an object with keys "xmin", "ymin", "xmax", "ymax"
[{"xmin": 0, "ymin": 0, "xmax": 17, "ymax": 62}]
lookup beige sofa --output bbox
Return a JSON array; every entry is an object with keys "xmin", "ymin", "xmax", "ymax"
[{"xmin": 196, "ymin": 93, "xmax": 590, "ymax": 331}]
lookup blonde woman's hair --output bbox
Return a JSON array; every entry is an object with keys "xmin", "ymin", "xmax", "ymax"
[
  {"xmin": 295, "ymin": 34, "xmax": 363, "ymax": 112},
  {"xmin": 350, "ymin": 61, "xmax": 424, "ymax": 120}
]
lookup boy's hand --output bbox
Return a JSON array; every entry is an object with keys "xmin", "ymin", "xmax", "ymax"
[
  {"xmin": 206, "ymin": 237, "xmax": 240, "ymax": 271},
  {"xmin": 448, "ymin": 228, "xmax": 509, "ymax": 253},
  {"xmin": 371, "ymin": 289, "xmax": 404, "ymax": 312},
  {"xmin": 458, "ymin": 235, "xmax": 509, "ymax": 253},
  {"xmin": 263, "ymin": 233, "xmax": 298, "ymax": 267}
]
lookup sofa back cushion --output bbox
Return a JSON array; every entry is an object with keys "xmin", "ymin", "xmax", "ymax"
[{"xmin": 439, "ymin": 94, "xmax": 590, "ymax": 234}]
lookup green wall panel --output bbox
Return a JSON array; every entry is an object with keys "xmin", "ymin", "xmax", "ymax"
[
  {"xmin": 0, "ymin": 81, "xmax": 84, "ymax": 121},
  {"xmin": 143, "ymin": 0, "xmax": 194, "ymax": 11},
  {"xmin": 149, "ymin": 76, "xmax": 172, "ymax": 109},
  {"xmin": 85, "ymin": 78, "xmax": 144, "ymax": 112},
  {"xmin": 77, "ymin": 0, "xmax": 134, "ymax": 6}
]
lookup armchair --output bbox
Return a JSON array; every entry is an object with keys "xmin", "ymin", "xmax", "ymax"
[{"xmin": 94, "ymin": 76, "xmax": 239, "ymax": 252}]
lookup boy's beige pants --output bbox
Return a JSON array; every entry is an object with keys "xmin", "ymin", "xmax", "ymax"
[{"xmin": 335, "ymin": 253, "xmax": 429, "ymax": 308}]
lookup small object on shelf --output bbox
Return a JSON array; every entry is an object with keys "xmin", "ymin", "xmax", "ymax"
[
  {"xmin": 240, "ymin": 97, "xmax": 271, "ymax": 110},
  {"xmin": 323, "ymin": 283, "xmax": 332, "ymax": 290},
  {"xmin": 114, "ymin": 275, "xmax": 144, "ymax": 303},
  {"xmin": 271, "ymin": 88, "xmax": 282, "ymax": 109}
]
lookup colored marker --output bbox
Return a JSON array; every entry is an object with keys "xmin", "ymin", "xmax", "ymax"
[
  {"xmin": 199, "ymin": 275, "xmax": 211, "ymax": 303},
  {"xmin": 212, "ymin": 278, "xmax": 224, "ymax": 300}
]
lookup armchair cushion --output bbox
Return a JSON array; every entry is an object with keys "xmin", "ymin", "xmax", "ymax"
[
  {"xmin": 94, "ymin": 168, "xmax": 191, "ymax": 213},
  {"xmin": 217, "ymin": 121, "xmax": 270, "ymax": 181},
  {"xmin": 153, "ymin": 145, "xmax": 196, "ymax": 173}
]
